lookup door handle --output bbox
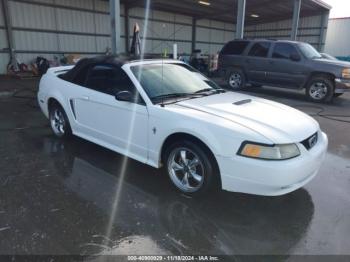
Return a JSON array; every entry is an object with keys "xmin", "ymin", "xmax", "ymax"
[{"xmin": 82, "ymin": 96, "xmax": 89, "ymax": 100}]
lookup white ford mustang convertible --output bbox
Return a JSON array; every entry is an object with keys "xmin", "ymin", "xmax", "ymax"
[{"xmin": 38, "ymin": 56, "xmax": 328, "ymax": 196}]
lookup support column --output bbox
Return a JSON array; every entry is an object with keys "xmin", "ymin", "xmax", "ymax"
[
  {"xmin": 191, "ymin": 17, "xmax": 196, "ymax": 52},
  {"xmin": 124, "ymin": 5, "xmax": 130, "ymax": 54},
  {"xmin": 110, "ymin": 0, "xmax": 121, "ymax": 54},
  {"xmin": 318, "ymin": 11, "xmax": 329, "ymax": 52},
  {"xmin": 235, "ymin": 0, "xmax": 246, "ymax": 39},
  {"xmin": 1, "ymin": 0, "xmax": 15, "ymax": 61},
  {"xmin": 291, "ymin": 0, "xmax": 301, "ymax": 40}
]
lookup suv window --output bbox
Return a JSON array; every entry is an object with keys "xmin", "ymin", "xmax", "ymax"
[
  {"xmin": 248, "ymin": 42, "xmax": 271, "ymax": 57},
  {"xmin": 272, "ymin": 43, "xmax": 299, "ymax": 59},
  {"xmin": 221, "ymin": 41, "xmax": 250, "ymax": 55},
  {"xmin": 85, "ymin": 64, "xmax": 135, "ymax": 95}
]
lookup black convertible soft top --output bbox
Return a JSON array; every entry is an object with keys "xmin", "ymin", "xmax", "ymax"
[{"xmin": 60, "ymin": 54, "xmax": 161, "ymax": 82}]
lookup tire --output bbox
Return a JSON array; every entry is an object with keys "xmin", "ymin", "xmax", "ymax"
[
  {"xmin": 49, "ymin": 102, "xmax": 72, "ymax": 138},
  {"xmin": 227, "ymin": 69, "xmax": 246, "ymax": 90},
  {"xmin": 164, "ymin": 140, "xmax": 218, "ymax": 196},
  {"xmin": 305, "ymin": 76, "xmax": 334, "ymax": 103},
  {"xmin": 334, "ymin": 93, "xmax": 343, "ymax": 98}
]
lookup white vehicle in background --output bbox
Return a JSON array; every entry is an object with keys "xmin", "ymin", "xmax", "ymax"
[{"xmin": 37, "ymin": 56, "xmax": 328, "ymax": 196}]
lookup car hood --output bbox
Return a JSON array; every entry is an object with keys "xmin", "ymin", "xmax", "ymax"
[
  {"xmin": 175, "ymin": 92, "xmax": 319, "ymax": 144},
  {"xmin": 316, "ymin": 58, "xmax": 350, "ymax": 68}
]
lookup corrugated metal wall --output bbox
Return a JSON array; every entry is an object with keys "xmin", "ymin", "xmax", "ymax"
[
  {"xmin": 0, "ymin": 0, "xmax": 326, "ymax": 73},
  {"xmin": 128, "ymin": 7, "xmax": 193, "ymax": 55},
  {"xmin": 325, "ymin": 18, "xmax": 350, "ymax": 57},
  {"xmin": 245, "ymin": 15, "xmax": 324, "ymax": 49},
  {"xmin": 0, "ymin": 0, "xmax": 9, "ymax": 73}
]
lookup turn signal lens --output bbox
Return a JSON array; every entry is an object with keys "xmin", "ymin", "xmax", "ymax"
[
  {"xmin": 238, "ymin": 143, "xmax": 300, "ymax": 160},
  {"xmin": 342, "ymin": 68, "xmax": 350, "ymax": 79}
]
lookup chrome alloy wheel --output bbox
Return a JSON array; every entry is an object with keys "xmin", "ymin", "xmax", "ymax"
[
  {"xmin": 229, "ymin": 73, "xmax": 242, "ymax": 89},
  {"xmin": 50, "ymin": 108, "xmax": 66, "ymax": 136},
  {"xmin": 167, "ymin": 147, "xmax": 205, "ymax": 193},
  {"xmin": 309, "ymin": 82, "xmax": 327, "ymax": 100}
]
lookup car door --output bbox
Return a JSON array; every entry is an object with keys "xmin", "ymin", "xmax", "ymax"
[
  {"xmin": 245, "ymin": 41, "xmax": 271, "ymax": 84},
  {"xmin": 73, "ymin": 64, "xmax": 149, "ymax": 163},
  {"xmin": 265, "ymin": 42, "xmax": 308, "ymax": 88}
]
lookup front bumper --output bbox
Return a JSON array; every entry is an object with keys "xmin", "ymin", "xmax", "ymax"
[
  {"xmin": 216, "ymin": 131, "xmax": 328, "ymax": 196},
  {"xmin": 335, "ymin": 78, "xmax": 350, "ymax": 93}
]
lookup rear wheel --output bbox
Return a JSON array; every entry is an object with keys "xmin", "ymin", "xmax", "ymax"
[
  {"xmin": 49, "ymin": 102, "xmax": 72, "ymax": 138},
  {"xmin": 227, "ymin": 69, "xmax": 246, "ymax": 90},
  {"xmin": 306, "ymin": 76, "xmax": 334, "ymax": 103},
  {"xmin": 164, "ymin": 140, "xmax": 218, "ymax": 196}
]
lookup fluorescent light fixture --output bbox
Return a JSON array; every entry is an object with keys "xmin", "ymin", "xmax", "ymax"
[
  {"xmin": 251, "ymin": 14, "xmax": 259, "ymax": 18},
  {"xmin": 198, "ymin": 1, "xmax": 211, "ymax": 6}
]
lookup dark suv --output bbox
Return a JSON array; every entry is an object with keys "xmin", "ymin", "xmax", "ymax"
[{"xmin": 218, "ymin": 39, "xmax": 350, "ymax": 102}]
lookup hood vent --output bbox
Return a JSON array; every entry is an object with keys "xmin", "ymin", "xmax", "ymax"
[{"xmin": 233, "ymin": 99, "xmax": 252, "ymax": 105}]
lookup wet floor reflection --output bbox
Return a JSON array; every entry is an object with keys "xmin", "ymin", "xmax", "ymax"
[{"xmin": 2, "ymin": 136, "xmax": 313, "ymax": 255}]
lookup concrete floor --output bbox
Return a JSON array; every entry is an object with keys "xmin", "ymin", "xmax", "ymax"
[{"xmin": 0, "ymin": 78, "xmax": 349, "ymax": 258}]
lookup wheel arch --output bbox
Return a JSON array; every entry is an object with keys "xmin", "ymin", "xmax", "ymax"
[
  {"xmin": 47, "ymin": 97, "xmax": 61, "ymax": 112},
  {"xmin": 160, "ymin": 132, "xmax": 221, "ymax": 187},
  {"xmin": 304, "ymin": 71, "xmax": 336, "ymax": 88}
]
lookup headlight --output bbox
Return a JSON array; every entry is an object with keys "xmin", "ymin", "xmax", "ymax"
[
  {"xmin": 342, "ymin": 68, "xmax": 350, "ymax": 79},
  {"xmin": 238, "ymin": 142, "xmax": 300, "ymax": 160}
]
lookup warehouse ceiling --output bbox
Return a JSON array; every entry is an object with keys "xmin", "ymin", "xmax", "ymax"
[{"xmin": 119, "ymin": 0, "xmax": 331, "ymax": 24}]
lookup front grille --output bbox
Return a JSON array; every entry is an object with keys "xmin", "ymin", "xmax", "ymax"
[{"xmin": 301, "ymin": 132, "xmax": 318, "ymax": 150}]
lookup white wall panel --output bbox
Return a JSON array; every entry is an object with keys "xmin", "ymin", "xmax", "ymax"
[
  {"xmin": 0, "ymin": 29, "xmax": 7, "ymax": 49},
  {"xmin": 96, "ymin": 36, "xmax": 111, "ymax": 53},
  {"xmin": 94, "ymin": 13, "xmax": 110, "ymax": 35},
  {"xmin": 0, "ymin": 53, "xmax": 10, "ymax": 73},
  {"xmin": 175, "ymin": 14, "xmax": 192, "ymax": 25},
  {"xmin": 13, "ymin": 31, "xmax": 58, "ymax": 51},
  {"xmin": 58, "ymin": 34, "xmax": 96, "ymax": 52},
  {"xmin": 325, "ymin": 18, "xmax": 350, "ymax": 56},
  {"xmin": 197, "ymin": 19, "xmax": 210, "ymax": 27},
  {"xmin": 210, "ymin": 29, "xmax": 224, "ymax": 43},
  {"xmin": 59, "ymin": 0, "xmax": 93, "ymax": 10},
  {"xmin": 94, "ymin": 0, "xmax": 109, "ymax": 12},
  {"xmin": 174, "ymin": 25, "xmax": 192, "ymax": 41},
  {"xmin": 196, "ymin": 27, "xmax": 210, "ymax": 42},
  {"xmin": 129, "ymin": 7, "xmax": 149, "ymax": 18},
  {"xmin": 0, "ymin": 2, "xmax": 4, "ymax": 26},
  {"xmin": 152, "ymin": 21, "xmax": 175, "ymax": 39},
  {"xmin": 56, "ymin": 9, "xmax": 95, "ymax": 33},
  {"xmin": 153, "ymin": 10, "xmax": 174, "ymax": 22},
  {"xmin": 9, "ymin": 1, "xmax": 56, "ymax": 30}
]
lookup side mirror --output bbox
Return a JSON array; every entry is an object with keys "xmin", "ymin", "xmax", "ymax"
[
  {"xmin": 290, "ymin": 53, "xmax": 301, "ymax": 62},
  {"xmin": 115, "ymin": 91, "xmax": 133, "ymax": 102}
]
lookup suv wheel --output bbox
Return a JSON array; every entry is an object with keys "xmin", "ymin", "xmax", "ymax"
[
  {"xmin": 227, "ymin": 69, "xmax": 246, "ymax": 90},
  {"xmin": 306, "ymin": 76, "xmax": 334, "ymax": 103},
  {"xmin": 164, "ymin": 140, "xmax": 217, "ymax": 196}
]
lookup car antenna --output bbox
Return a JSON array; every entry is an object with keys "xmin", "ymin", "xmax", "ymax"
[{"xmin": 160, "ymin": 23, "xmax": 166, "ymax": 108}]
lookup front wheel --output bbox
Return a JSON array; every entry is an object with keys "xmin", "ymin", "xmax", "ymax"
[
  {"xmin": 164, "ymin": 141, "xmax": 217, "ymax": 196},
  {"xmin": 227, "ymin": 69, "xmax": 246, "ymax": 90},
  {"xmin": 306, "ymin": 76, "xmax": 334, "ymax": 103},
  {"xmin": 49, "ymin": 102, "xmax": 72, "ymax": 138}
]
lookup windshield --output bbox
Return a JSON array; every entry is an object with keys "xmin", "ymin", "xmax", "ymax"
[
  {"xmin": 130, "ymin": 63, "xmax": 222, "ymax": 103},
  {"xmin": 298, "ymin": 43, "xmax": 322, "ymax": 59}
]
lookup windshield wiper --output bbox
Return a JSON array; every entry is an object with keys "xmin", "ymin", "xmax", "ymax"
[
  {"xmin": 194, "ymin": 88, "xmax": 226, "ymax": 94},
  {"xmin": 152, "ymin": 93, "xmax": 195, "ymax": 103}
]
